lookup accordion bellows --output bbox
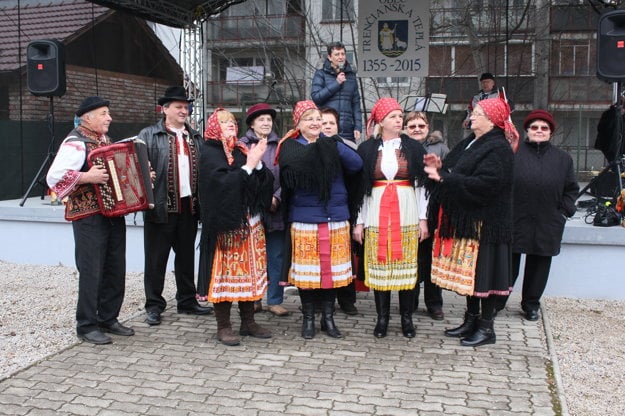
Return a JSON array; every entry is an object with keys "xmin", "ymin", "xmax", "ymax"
[{"xmin": 87, "ymin": 139, "xmax": 154, "ymax": 217}]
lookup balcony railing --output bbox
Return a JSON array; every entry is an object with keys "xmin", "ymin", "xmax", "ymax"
[
  {"xmin": 205, "ymin": 79, "xmax": 305, "ymax": 107},
  {"xmin": 550, "ymin": 6, "xmax": 598, "ymax": 33},
  {"xmin": 205, "ymin": 14, "xmax": 305, "ymax": 42},
  {"xmin": 430, "ymin": 6, "xmax": 536, "ymax": 37}
]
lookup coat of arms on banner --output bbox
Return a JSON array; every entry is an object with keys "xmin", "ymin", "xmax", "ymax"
[
  {"xmin": 378, "ymin": 20, "xmax": 409, "ymax": 58},
  {"xmin": 358, "ymin": 1, "xmax": 429, "ymax": 77}
]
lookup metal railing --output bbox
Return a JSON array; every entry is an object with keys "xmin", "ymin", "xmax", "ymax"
[
  {"xmin": 430, "ymin": 6, "xmax": 536, "ymax": 36},
  {"xmin": 205, "ymin": 14, "xmax": 305, "ymax": 42},
  {"xmin": 205, "ymin": 79, "xmax": 305, "ymax": 107}
]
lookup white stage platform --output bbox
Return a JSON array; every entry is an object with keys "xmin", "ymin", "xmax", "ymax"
[
  {"xmin": 1, "ymin": 197, "xmax": 624, "ymax": 299},
  {"xmin": 0, "ymin": 197, "xmax": 197, "ymax": 274}
]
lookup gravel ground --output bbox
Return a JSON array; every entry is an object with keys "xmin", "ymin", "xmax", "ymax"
[
  {"xmin": 1, "ymin": 260, "xmax": 624, "ymax": 416},
  {"xmin": 542, "ymin": 297, "xmax": 625, "ymax": 416},
  {"xmin": 0, "ymin": 261, "xmax": 177, "ymax": 379}
]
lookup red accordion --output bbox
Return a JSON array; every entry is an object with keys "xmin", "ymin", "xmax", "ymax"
[{"xmin": 87, "ymin": 139, "xmax": 154, "ymax": 217}]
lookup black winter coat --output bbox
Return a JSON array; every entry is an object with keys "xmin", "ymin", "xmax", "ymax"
[
  {"xmin": 311, "ymin": 60, "xmax": 362, "ymax": 141},
  {"xmin": 512, "ymin": 139, "xmax": 579, "ymax": 256}
]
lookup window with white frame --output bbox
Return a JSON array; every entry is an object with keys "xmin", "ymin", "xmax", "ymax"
[{"xmin": 556, "ymin": 39, "xmax": 591, "ymax": 76}]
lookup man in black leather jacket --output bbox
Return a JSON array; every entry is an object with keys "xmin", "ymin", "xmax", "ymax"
[{"xmin": 138, "ymin": 86, "xmax": 212, "ymax": 326}]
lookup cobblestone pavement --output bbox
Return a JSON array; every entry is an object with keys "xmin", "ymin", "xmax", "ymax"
[{"xmin": 0, "ymin": 290, "xmax": 557, "ymax": 416}]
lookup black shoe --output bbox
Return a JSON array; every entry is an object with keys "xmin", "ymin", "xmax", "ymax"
[
  {"xmin": 444, "ymin": 312, "xmax": 479, "ymax": 338},
  {"xmin": 78, "ymin": 330, "xmax": 112, "ymax": 345},
  {"xmin": 145, "ymin": 311, "xmax": 161, "ymax": 326},
  {"xmin": 428, "ymin": 308, "xmax": 445, "ymax": 321},
  {"xmin": 524, "ymin": 309, "xmax": 539, "ymax": 321},
  {"xmin": 100, "ymin": 322, "xmax": 135, "ymax": 336},
  {"xmin": 460, "ymin": 319, "xmax": 496, "ymax": 347},
  {"xmin": 177, "ymin": 304, "xmax": 214, "ymax": 315},
  {"xmin": 339, "ymin": 303, "xmax": 359, "ymax": 316}
]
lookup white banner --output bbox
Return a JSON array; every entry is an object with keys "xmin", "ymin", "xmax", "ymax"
[{"xmin": 357, "ymin": 0, "xmax": 430, "ymax": 78}]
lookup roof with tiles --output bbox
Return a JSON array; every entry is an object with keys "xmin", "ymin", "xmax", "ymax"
[{"xmin": 0, "ymin": 0, "xmax": 113, "ymax": 71}]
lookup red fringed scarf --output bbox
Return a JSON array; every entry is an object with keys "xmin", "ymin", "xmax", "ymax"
[{"xmin": 203, "ymin": 108, "xmax": 246, "ymax": 165}]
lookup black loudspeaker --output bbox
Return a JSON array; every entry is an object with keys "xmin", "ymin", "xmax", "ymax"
[
  {"xmin": 27, "ymin": 39, "xmax": 66, "ymax": 97},
  {"xmin": 590, "ymin": 164, "xmax": 623, "ymax": 199}
]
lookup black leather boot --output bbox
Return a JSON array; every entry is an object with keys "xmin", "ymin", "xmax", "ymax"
[
  {"xmin": 373, "ymin": 290, "xmax": 391, "ymax": 338},
  {"xmin": 412, "ymin": 283, "xmax": 420, "ymax": 313},
  {"xmin": 320, "ymin": 301, "xmax": 343, "ymax": 338},
  {"xmin": 444, "ymin": 311, "xmax": 479, "ymax": 338},
  {"xmin": 460, "ymin": 318, "xmax": 496, "ymax": 347},
  {"xmin": 398, "ymin": 289, "xmax": 416, "ymax": 338},
  {"xmin": 301, "ymin": 302, "xmax": 315, "ymax": 339}
]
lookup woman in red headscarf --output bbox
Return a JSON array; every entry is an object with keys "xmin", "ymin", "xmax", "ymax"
[
  {"xmin": 352, "ymin": 97, "xmax": 429, "ymax": 339},
  {"xmin": 278, "ymin": 100, "xmax": 363, "ymax": 340},
  {"xmin": 199, "ymin": 108, "xmax": 274, "ymax": 346},
  {"xmin": 424, "ymin": 97, "xmax": 518, "ymax": 347}
]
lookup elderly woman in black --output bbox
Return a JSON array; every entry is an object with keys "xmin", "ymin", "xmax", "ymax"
[
  {"xmin": 425, "ymin": 97, "xmax": 518, "ymax": 347},
  {"xmin": 199, "ymin": 108, "xmax": 274, "ymax": 346},
  {"xmin": 496, "ymin": 110, "xmax": 579, "ymax": 321}
]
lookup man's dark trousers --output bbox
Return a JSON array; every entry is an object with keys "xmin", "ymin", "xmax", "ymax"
[
  {"xmin": 73, "ymin": 214, "xmax": 126, "ymax": 335},
  {"xmin": 415, "ymin": 236, "xmax": 443, "ymax": 312},
  {"xmin": 144, "ymin": 198, "xmax": 198, "ymax": 313}
]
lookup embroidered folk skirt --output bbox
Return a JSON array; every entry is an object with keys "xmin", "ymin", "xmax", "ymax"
[
  {"xmin": 362, "ymin": 181, "xmax": 420, "ymax": 291},
  {"xmin": 208, "ymin": 215, "xmax": 268, "ymax": 303},
  {"xmin": 288, "ymin": 220, "xmax": 352, "ymax": 289},
  {"xmin": 431, "ymin": 216, "xmax": 513, "ymax": 298},
  {"xmin": 431, "ymin": 236, "xmax": 480, "ymax": 296}
]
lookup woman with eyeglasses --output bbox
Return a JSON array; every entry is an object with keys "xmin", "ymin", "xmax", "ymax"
[
  {"xmin": 404, "ymin": 111, "xmax": 449, "ymax": 321},
  {"xmin": 424, "ymin": 97, "xmax": 518, "ymax": 347},
  {"xmin": 496, "ymin": 110, "xmax": 578, "ymax": 321},
  {"xmin": 199, "ymin": 108, "xmax": 274, "ymax": 346},
  {"xmin": 352, "ymin": 98, "xmax": 429, "ymax": 339},
  {"xmin": 277, "ymin": 100, "xmax": 363, "ymax": 339}
]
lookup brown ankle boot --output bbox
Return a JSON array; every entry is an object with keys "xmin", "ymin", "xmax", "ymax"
[
  {"xmin": 214, "ymin": 302, "xmax": 240, "ymax": 346},
  {"xmin": 239, "ymin": 301, "xmax": 272, "ymax": 338}
]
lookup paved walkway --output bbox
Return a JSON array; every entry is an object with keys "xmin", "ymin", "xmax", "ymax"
[{"xmin": 0, "ymin": 290, "xmax": 559, "ymax": 416}]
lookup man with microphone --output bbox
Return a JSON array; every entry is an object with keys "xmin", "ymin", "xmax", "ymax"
[{"xmin": 311, "ymin": 41, "xmax": 362, "ymax": 144}]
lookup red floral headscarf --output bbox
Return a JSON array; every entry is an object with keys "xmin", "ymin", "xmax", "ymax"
[
  {"xmin": 292, "ymin": 100, "xmax": 318, "ymax": 126},
  {"xmin": 274, "ymin": 100, "xmax": 319, "ymax": 165},
  {"xmin": 203, "ymin": 108, "xmax": 246, "ymax": 165},
  {"xmin": 366, "ymin": 97, "xmax": 403, "ymax": 137},
  {"xmin": 476, "ymin": 98, "xmax": 519, "ymax": 152}
]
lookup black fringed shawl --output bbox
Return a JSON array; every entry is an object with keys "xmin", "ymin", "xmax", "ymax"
[
  {"xmin": 427, "ymin": 128, "xmax": 514, "ymax": 243},
  {"xmin": 199, "ymin": 139, "xmax": 273, "ymax": 237},
  {"xmin": 278, "ymin": 135, "xmax": 342, "ymax": 206}
]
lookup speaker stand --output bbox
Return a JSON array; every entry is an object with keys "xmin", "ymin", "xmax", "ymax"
[
  {"xmin": 577, "ymin": 81, "xmax": 625, "ymax": 202},
  {"xmin": 19, "ymin": 96, "xmax": 56, "ymax": 207}
]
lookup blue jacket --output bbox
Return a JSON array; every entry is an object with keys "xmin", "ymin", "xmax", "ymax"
[
  {"xmin": 286, "ymin": 135, "xmax": 363, "ymax": 224},
  {"xmin": 311, "ymin": 60, "xmax": 362, "ymax": 141}
]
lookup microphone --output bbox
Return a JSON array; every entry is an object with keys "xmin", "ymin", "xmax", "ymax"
[{"xmin": 338, "ymin": 63, "xmax": 345, "ymax": 72}]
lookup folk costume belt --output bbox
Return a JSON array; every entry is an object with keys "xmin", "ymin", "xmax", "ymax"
[{"xmin": 373, "ymin": 179, "xmax": 411, "ymax": 263}]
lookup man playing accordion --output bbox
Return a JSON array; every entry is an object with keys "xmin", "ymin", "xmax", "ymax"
[{"xmin": 47, "ymin": 96, "xmax": 134, "ymax": 345}]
